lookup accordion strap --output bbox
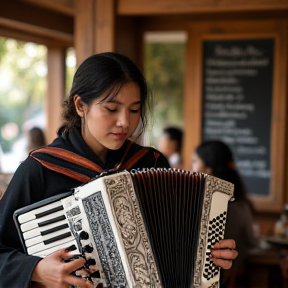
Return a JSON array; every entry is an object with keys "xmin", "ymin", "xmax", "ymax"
[{"xmin": 29, "ymin": 140, "xmax": 157, "ymax": 183}]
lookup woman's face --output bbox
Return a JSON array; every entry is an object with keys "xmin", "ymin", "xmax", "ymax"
[
  {"xmin": 191, "ymin": 152, "xmax": 209, "ymax": 173},
  {"xmin": 75, "ymin": 82, "xmax": 141, "ymax": 160}
]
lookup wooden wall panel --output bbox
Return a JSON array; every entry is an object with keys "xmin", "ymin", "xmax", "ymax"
[
  {"xmin": 184, "ymin": 20, "xmax": 288, "ymax": 212},
  {"xmin": 115, "ymin": 16, "xmax": 140, "ymax": 65}
]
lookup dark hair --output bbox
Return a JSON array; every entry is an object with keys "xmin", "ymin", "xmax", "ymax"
[
  {"xmin": 195, "ymin": 140, "xmax": 254, "ymax": 211},
  {"xmin": 163, "ymin": 127, "xmax": 183, "ymax": 152},
  {"xmin": 27, "ymin": 127, "xmax": 45, "ymax": 151},
  {"xmin": 62, "ymin": 52, "xmax": 152, "ymax": 137}
]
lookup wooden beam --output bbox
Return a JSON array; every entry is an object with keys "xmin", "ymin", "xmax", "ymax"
[
  {"xmin": 0, "ymin": 0, "xmax": 73, "ymax": 35},
  {"xmin": 0, "ymin": 27, "xmax": 73, "ymax": 47},
  {"xmin": 117, "ymin": 0, "xmax": 288, "ymax": 15},
  {"xmin": 45, "ymin": 47, "xmax": 67, "ymax": 143},
  {"xmin": 19, "ymin": 0, "xmax": 75, "ymax": 16},
  {"xmin": 0, "ymin": 17, "xmax": 73, "ymax": 46}
]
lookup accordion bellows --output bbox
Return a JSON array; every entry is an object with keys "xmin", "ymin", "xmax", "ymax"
[{"xmin": 14, "ymin": 168, "xmax": 234, "ymax": 288}]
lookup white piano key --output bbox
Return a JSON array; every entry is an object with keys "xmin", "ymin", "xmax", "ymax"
[
  {"xmin": 27, "ymin": 235, "xmax": 75, "ymax": 255},
  {"xmin": 23, "ymin": 220, "xmax": 69, "ymax": 240},
  {"xmin": 20, "ymin": 211, "xmax": 66, "ymax": 232},
  {"xmin": 32, "ymin": 239, "xmax": 79, "ymax": 257},
  {"xmin": 25, "ymin": 227, "xmax": 72, "ymax": 248},
  {"xmin": 18, "ymin": 200, "xmax": 63, "ymax": 224}
]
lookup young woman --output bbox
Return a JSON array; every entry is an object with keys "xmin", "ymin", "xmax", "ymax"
[
  {"xmin": 192, "ymin": 140, "xmax": 259, "ymax": 286},
  {"xmin": 0, "ymin": 53, "xmax": 237, "ymax": 288}
]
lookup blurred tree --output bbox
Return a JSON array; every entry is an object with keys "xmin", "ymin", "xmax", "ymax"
[
  {"xmin": 144, "ymin": 41, "xmax": 186, "ymax": 146},
  {"xmin": 0, "ymin": 38, "xmax": 8, "ymax": 61},
  {"xmin": 0, "ymin": 37, "xmax": 47, "ymax": 151},
  {"xmin": 0, "ymin": 37, "xmax": 75, "ymax": 152}
]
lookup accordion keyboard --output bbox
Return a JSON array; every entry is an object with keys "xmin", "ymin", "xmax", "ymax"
[
  {"xmin": 16, "ymin": 195, "xmax": 107, "ymax": 286},
  {"xmin": 17, "ymin": 199, "xmax": 78, "ymax": 257}
]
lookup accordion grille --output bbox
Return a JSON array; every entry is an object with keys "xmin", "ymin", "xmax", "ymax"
[{"xmin": 130, "ymin": 169, "xmax": 206, "ymax": 288}]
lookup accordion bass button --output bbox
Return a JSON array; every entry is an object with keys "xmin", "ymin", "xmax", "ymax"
[
  {"xmin": 79, "ymin": 231, "xmax": 89, "ymax": 240},
  {"xmin": 85, "ymin": 258, "xmax": 96, "ymax": 267},
  {"xmin": 90, "ymin": 271, "xmax": 101, "ymax": 278},
  {"xmin": 83, "ymin": 244, "xmax": 94, "ymax": 253}
]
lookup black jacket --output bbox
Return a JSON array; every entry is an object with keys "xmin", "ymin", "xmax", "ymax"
[{"xmin": 0, "ymin": 127, "xmax": 169, "ymax": 288}]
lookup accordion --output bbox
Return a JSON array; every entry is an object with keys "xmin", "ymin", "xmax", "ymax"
[{"xmin": 14, "ymin": 168, "xmax": 234, "ymax": 288}]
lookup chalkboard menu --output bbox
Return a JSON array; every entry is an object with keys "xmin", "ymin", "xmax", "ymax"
[{"xmin": 201, "ymin": 38, "xmax": 274, "ymax": 197}]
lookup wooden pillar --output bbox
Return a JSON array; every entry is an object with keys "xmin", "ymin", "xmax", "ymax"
[
  {"xmin": 45, "ymin": 47, "xmax": 66, "ymax": 144},
  {"xmin": 74, "ymin": 0, "xmax": 115, "ymax": 67},
  {"xmin": 94, "ymin": 0, "xmax": 115, "ymax": 53},
  {"xmin": 74, "ymin": 0, "xmax": 95, "ymax": 66}
]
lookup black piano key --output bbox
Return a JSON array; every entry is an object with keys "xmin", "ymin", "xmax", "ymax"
[
  {"xmin": 40, "ymin": 223, "xmax": 69, "ymax": 236},
  {"xmin": 39, "ymin": 215, "xmax": 66, "ymax": 227},
  {"xmin": 43, "ymin": 231, "xmax": 72, "ymax": 245},
  {"xmin": 64, "ymin": 254, "xmax": 83, "ymax": 262},
  {"xmin": 35, "ymin": 205, "xmax": 64, "ymax": 218},
  {"xmin": 65, "ymin": 244, "xmax": 77, "ymax": 252}
]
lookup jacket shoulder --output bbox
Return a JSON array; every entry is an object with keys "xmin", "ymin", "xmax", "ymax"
[{"xmin": 128, "ymin": 141, "xmax": 170, "ymax": 169}]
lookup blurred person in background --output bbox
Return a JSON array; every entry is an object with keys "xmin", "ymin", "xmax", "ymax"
[
  {"xmin": 191, "ymin": 139, "xmax": 259, "ymax": 287},
  {"xmin": 158, "ymin": 126, "xmax": 183, "ymax": 169},
  {"xmin": 26, "ymin": 126, "xmax": 46, "ymax": 152},
  {"xmin": 0, "ymin": 123, "xmax": 45, "ymax": 173},
  {"xmin": 0, "ymin": 127, "xmax": 45, "ymax": 200},
  {"xmin": 0, "ymin": 143, "xmax": 3, "ymax": 172}
]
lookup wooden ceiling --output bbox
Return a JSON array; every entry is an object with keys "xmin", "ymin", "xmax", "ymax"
[{"xmin": 1, "ymin": 0, "xmax": 288, "ymax": 47}]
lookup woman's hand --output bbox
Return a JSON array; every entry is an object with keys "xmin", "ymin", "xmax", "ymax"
[
  {"xmin": 210, "ymin": 239, "xmax": 238, "ymax": 269},
  {"xmin": 31, "ymin": 248, "xmax": 94, "ymax": 288}
]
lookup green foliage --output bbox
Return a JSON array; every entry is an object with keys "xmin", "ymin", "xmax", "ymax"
[
  {"xmin": 0, "ymin": 38, "xmax": 8, "ymax": 63},
  {"xmin": 144, "ymin": 41, "xmax": 185, "ymax": 146},
  {"xmin": 0, "ymin": 37, "xmax": 47, "ymax": 151}
]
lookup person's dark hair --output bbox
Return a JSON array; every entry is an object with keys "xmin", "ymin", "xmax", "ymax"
[
  {"xmin": 195, "ymin": 140, "xmax": 254, "ymax": 212},
  {"xmin": 62, "ymin": 52, "xmax": 152, "ymax": 137},
  {"xmin": 163, "ymin": 127, "xmax": 183, "ymax": 152},
  {"xmin": 27, "ymin": 127, "xmax": 46, "ymax": 151}
]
